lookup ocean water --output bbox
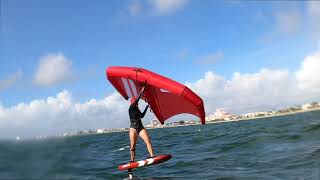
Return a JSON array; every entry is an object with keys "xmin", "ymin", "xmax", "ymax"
[{"xmin": 1, "ymin": 111, "xmax": 320, "ymax": 180}]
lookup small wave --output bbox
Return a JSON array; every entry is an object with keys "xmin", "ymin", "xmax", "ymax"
[
  {"xmin": 113, "ymin": 146, "xmax": 129, "ymax": 152},
  {"xmin": 310, "ymin": 148, "xmax": 320, "ymax": 158},
  {"xmin": 303, "ymin": 123, "xmax": 320, "ymax": 132},
  {"xmin": 241, "ymin": 134, "xmax": 276, "ymax": 146},
  {"xmin": 287, "ymin": 134, "xmax": 301, "ymax": 140}
]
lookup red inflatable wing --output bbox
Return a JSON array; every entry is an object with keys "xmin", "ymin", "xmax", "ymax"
[{"xmin": 106, "ymin": 66, "xmax": 205, "ymax": 125}]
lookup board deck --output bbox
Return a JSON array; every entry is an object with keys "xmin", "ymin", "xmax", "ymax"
[{"xmin": 118, "ymin": 154, "xmax": 172, "ymax": 171}]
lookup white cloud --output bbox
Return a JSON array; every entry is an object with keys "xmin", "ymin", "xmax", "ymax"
[
  {"xmin": 296, "ymin": 53, "xmax": 320, "ymax": 92},
  {"xmin": 275, "ymin": 9, "xmax": 301, "ymax": 34},
  {"xmin": 186, "ymin": 71, "xmax": 225, "ymax": 97},
  {"xmin": 187, "ymin": 52, "xmax": 320, "ymax": 115},
  {"xmin": 262, "ymin": 2, "xmax": 320, "ymax": 43},
  {"xmin": 123, "ymin": 0, "xmax": 188, "ymax": 16},
  {"xmin": 196, "ymin": 51, "xmax": 224, "ymax": 65},
  {"xmin": 187, "ymin": 69, "xmax": 295, "ymax": 114},
  {"xmin": 126, "ymin": 0, "xmax": 143, "ymax": 16},
  {"xmin": 261, "ymin": 7, "xmax": 302, "ymax": 43},
  {"xmin": 33, "ymin": 53, "xmax": 75, "ymax": 87},
  {"xmin": 0, "ymin": 70, "xmax": 23, "ymax": 91},
  {"xmin": 0, "ymin": 90, "xmax": 129, "ymax": 139},
  {"xmin": 150, "ymin": 0, "xmax": 188, "ymax": 16},
  {"xmin": 307, "ymin": 1, "xmax": 320, "ymax": 36},
  {"xmin": 176, "ymin": 48, "xmax": 190, "ymax": 60}
]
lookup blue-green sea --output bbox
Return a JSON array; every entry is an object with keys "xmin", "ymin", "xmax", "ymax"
[{"xmin": 1, "ymin": 111, "xmax": 320, "ymax": 180}]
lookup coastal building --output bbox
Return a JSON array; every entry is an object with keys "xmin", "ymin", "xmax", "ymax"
[
  {"xmin": 302, "ymin": 103, "xmax": 312, "ymax": 110},
  {"xmin": 150, "ymin": 119, "xmax": 162, "ymax": 128},
  {"xmin": 242, "ymin": 111, "xmax": 270, "ymax": 118},
  {"xmin": 172, "ymin": 121, "xmax": 183, "ymax": 126},
  {"xmin": 97, "ymin": 129, "xmax": 104, "ymax": 134},
  {"xmin": 206, "ymin": 114, "xmax": 217, "ymax": 121},
  {"xmin": 242, "ymin": 112, "xmax": 258, "ymax": 118},
  {"xmin": 254, "ymin": 111, "xmax": 269, "ymax": 117},
  {"xmin": 185, "ymin": 120, "xmax": 196, "ymax": 124},
  {"xmin": 206, "ymin": 108, "xmax": 234, "ymax": 121}
]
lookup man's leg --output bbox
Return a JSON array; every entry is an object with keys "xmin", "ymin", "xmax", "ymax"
[
  {"xmin": 129, "ymin": 128, "xmax": 138, "ymax": 161},
  {"xmin": 139, "ymin": 129, "xmax": 154, "ymax": 157}
]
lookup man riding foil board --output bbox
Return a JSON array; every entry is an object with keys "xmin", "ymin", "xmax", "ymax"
[
  {"xmin": 128, "ymin": 86, "xmax": 154, "ymax": 179},
  {"xmin": 129, "ymin": 87, "xmax": 153, "ymax": 161},
  {"xmin": 106, "ymin": 66, "xmax": 206, "ymax": 179}
]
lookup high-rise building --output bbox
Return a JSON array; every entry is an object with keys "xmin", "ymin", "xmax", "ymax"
[
  {"xmin": 151, "ymin": 118, "xmax": 161, "ymax": 127},
  {"xmin": 206, "ymin": 108, "xmax": 233, "ymax": 121}
]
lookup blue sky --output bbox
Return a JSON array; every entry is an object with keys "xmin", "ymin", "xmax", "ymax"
[
  {"xmin": 1, "ymin": 0, "xmax": 320, "ymax": 138},
  {"xmin": 1, "ymin": 0, "xmax": 314, "ymax": 104}
]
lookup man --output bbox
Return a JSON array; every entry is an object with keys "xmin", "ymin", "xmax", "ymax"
[{"xmin": 128, "ymin": 86, "xmax": 154, "ymax": 162}]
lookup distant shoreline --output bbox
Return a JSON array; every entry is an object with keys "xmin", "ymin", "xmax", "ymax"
[
  {"xmin": 222, "ymin": 107, "xmax": 320, "ymax": 123},
  {"xmin": 146, "ymin": 107, "xmax": 320, "ymax": 130},
  {"xmin": 24, "ymin": 107, "xmax": 320, "ymax": 140}
]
